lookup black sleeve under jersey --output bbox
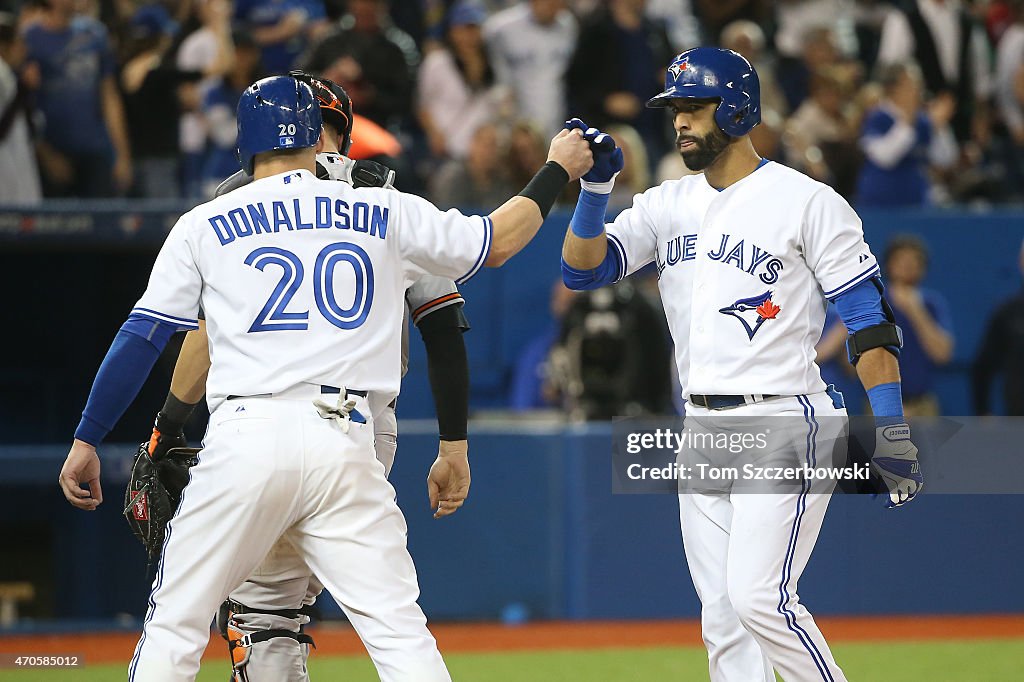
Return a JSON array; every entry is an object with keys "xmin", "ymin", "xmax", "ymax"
[{"xmin": 417, "ymin": 304, "xmax": 470, "ymax": 441}]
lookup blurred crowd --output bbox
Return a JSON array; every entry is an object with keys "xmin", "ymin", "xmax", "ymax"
[{"xmin": 0, "ymin": 0, "xmax": 1023, "ymax": 207}]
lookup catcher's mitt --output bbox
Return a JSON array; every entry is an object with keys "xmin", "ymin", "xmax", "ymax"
[{"xmin": 124, "ymin": 444, "xmax": 200, "ymax": 562}]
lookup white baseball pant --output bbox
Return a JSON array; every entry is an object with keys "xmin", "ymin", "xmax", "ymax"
[
  {"xmin": 128, "ymin": 391, "xmax": 448, "ymax": 682},
  {"xmin": 224, "ymin": 403, "xmax": 401, "ymax": 681},
  {"xmin": 679, "ymin": 390, "xmax": 849, "ymax": 682}
]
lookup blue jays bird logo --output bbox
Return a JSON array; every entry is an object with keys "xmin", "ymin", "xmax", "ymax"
[
  {"xmin": 668, "ymin": 57, "xmax": 690, "ymax": 80},
  {"xmin": 718, "ymin": 291, "xmax": 781, "ymax": 340}
]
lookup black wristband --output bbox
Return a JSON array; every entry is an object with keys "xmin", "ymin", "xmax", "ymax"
[
  {"xmin": 518, "ymin": 161, "xmax": 570, "ymax": 218},
  {"xmin": 156, "ymin": 393, "xmax": 200, "ymax": 434}
]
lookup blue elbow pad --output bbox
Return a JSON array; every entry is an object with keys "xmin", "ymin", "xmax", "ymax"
[
  {"xmin": 561, "ymin": 243, "xmax": 624, "ymax": 291},
  {"xmin": 74, "ymin": 314, "xmax": 179, "ymax": 445},
  {"xmin": 833, "ymin": 277, "xmax": 886, "ymax": 332}
]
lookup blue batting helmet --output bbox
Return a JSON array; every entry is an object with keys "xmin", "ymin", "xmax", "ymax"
[
  {"xmin": 646, "ymin": 47, "xmax": 761, "ymax": 137},
  {"xmin": 237, "ymin": 76, "xmax": 322, "ymax": 175}
]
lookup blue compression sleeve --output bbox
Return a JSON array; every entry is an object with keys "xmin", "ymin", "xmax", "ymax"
[
  {"xmin": 74, "ymin": 314, "xmax": 178, "ymax": 446},
  {"xmin": 570, "ymin": 189, "xmax": 610, "ymax": 239},
  {"xmin": 562, "ymin": 242, "xmax": 623, "ymax": 290},
  {"xmin": 867, "ymin": 382, "xmax": 904, "ymax": 427},
  {"xmin": 832, "ymin": 277, "xmax": 886, "ymax": 332}
]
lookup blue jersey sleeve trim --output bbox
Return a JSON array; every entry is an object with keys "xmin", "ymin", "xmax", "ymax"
[
  {"xmin": 131, "ymin": 307, "xmax": 200, "ymax": 330},
  {"xmin": 562, "ymin": 240, "xmax": 623, "ymax": 291},
  {"xmin": 607, "ymin": 233, "xmax": 628, "ymax": 280},
  {"xmin": 456, "ymin": 216, "xmax": 492, "ymax": 285},
  {"xmin": 833, "ymin": 277, "xmax": 886, "ymax": 332},
  {"xmin": 824, "ymin": 264, "xmax": 880, "ymax": 299},
  {"xmin": 73, "ymin": 317, "xmax": 177, "ymax": 446}
]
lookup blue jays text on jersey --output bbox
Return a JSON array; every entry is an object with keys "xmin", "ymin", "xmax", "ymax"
[
  {"xmin": 657, "ymin": 232, "xmax": 783, "ymax": 285},
  {"xmin": 209, "ymin": 196, "xmax": 390, "ymax": 246}
]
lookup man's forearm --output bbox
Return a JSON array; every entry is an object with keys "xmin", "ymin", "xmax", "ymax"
[
  {"xmin": 855, "ymin": 347, "xmax": 901, "ymax": 390},
  {"xmin": 485, "ymin": 197, "xmax": 544, "ymax": 266},
  {"xmin": 154, "ymin": 322, "xmax": 209, "ymax": 436},
  {"xmin": 170, "ymin": 321, "xmax": 210, "ymax": 404},
  {"xmin": 904, "ymin": 308, "xmax": 954, "ymax": 364},
  {"xmin": 857, "ymin": 347, "xmax": 906, "ymax": 425}
]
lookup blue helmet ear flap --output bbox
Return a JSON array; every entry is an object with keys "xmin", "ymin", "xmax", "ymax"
[{"xmin": 236, "ymin": 76, "xmax": 323, "ymax": 176}]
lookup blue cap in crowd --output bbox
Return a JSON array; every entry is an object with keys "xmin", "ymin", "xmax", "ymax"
[
  {"xmin": 130, "ymin": 4, "xmax": 179, "ymax": 40},
  {"xmin": 448, "ymin": 1, "xmax": 486, "ymax": 27}
]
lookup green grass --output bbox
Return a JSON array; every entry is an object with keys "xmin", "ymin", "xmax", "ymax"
[{"xmin": 4, "ymin": 639, "xmax": 1022, "ymax": 681}]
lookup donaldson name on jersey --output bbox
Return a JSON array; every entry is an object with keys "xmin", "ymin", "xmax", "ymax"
[{"xmin": 207, "ymin": 189, "xmax": 390, "ymax": 246}]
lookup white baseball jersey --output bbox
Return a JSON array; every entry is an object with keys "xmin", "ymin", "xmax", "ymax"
[
  {"xmin": 605, "ymin": 160, "xmax": 878, "ymax": 398},
  {"xmin": 133, "ymin": 169, "xmax": 491, "ymax": 411}
]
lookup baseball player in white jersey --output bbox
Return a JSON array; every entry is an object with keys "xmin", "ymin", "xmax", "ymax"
[
  {"xmin": 561, "ymin": 48, "xmax": 923, "ymax": 682},
  {"xmin": 137, "ymin": 73, "xmax": 473, "ymax": 681},
  {"xmin": 58, "ymin": 75, "xmax": 594, "ymax": 681}
]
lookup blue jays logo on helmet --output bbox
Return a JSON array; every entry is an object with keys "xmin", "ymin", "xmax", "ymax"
[
  {"xmin": 719, "ymin": 291, "xmax": 781, "ymax": 340},
  {"xmin": 236, "ymin": 76, "xmax": 323, "ymax": 175},
  {"xmin": 668, "ymin": 56, "xmax": 689, "ymax": 81},
  {"xmin": 647, "ymin": 47, "xmax": 761, "ymax": 137}
]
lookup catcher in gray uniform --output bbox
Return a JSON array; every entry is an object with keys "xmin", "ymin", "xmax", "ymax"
[{"xmin": 131, "ymin": 73, "xmax": 471, "ymax": 681}]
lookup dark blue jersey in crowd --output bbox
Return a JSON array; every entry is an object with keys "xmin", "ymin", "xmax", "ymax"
[
  {"xmin": 234, "ymin": 0, "xmax": 326, "ymax": 74},
  {"xmin": 23, "ymin": 16, "xmax": 115, "ymax": 155},
  {"xmin": 891, "ymin": 287, "xmax": 953, "ymax": 398},
  {"xmin": 855, "ymin": 107, "xmax": 933, "ymax": 208}
]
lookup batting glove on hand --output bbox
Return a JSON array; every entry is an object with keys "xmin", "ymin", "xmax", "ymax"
[
  {"xmin": 147, "ymin": 417, "xmax": 188, "ymax": 461},
  {"xmin": 564, "ymin": 118, "xmax": 624, "ymax": 193},
  {"xmin": 870, "ymin": 423, "xmax": 923, "ymax": 508}
]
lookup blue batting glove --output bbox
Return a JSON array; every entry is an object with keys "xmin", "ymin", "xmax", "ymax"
[
  {"xmin": 564, "ymin": 118, "xmax": 624, "ymax": 190},
  {"xmin": 870, "ymin": 423, "xmax": 924, "ymax": 508}
]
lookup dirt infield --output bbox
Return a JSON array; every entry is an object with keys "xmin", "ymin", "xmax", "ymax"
[{"xmin": 1, "ymin": 615, "xmax": 1021, "ymax": 665}]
